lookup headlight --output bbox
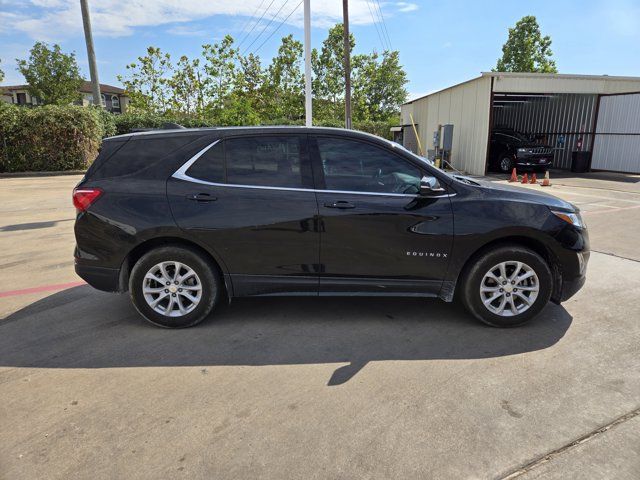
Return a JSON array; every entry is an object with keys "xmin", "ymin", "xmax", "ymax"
[
  {"xmin": 517, "ymin": 147, "xmax": 531, "ymax": 154},
  {"xmin": 552, "ymin": 210, "xmax": 585, "ymax": 229}
]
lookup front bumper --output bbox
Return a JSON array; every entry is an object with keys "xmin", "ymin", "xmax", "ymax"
[
  {"xmin": 553, "ymin": 246, "xmax": 589, "ymax": 303},
  {"xmin": 516, "ymin": 158, "xmax": 553, "ymax": 169},
  {"xmin": 558, "ymin": 273, "xmax": 586, "ymax": 302}
]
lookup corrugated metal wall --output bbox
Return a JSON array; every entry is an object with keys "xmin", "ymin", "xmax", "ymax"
[
  {"xmin": 493, "ymin": 94, "xmax": 598, "ymax": 169},
  {"xmin": 401, "ymin": 76, "xmax": 492, "ymax": 175},
  {"xmin": 592, "ymin": 93, "xmax": 640, "ymax": 173}
]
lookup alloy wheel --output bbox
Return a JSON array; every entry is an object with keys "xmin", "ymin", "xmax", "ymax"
[
  {"xmin": 142, "ymin": 261, "xmax": 202, "ymax": 317},
  {"xmin": 479, "ymin": 261, "xmax": 539, "ymax": 317}
]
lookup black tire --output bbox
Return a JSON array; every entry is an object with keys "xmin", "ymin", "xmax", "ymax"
[
  {"xmin": 499, "ymin": 155, "xmax": 514, "ymax": 173},
  {"xmin": 129, "ymin": 246, "xmax": 221, "ymax": 328},
  {"xmin": 460, "ymin": 245, "xmax": 552, "ymax": 327}
]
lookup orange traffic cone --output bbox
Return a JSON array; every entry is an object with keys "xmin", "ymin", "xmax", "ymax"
[
  {"xmin": 509, "ymin": 168, "xmax": 518, "ymax": 182},
  {"xmin": 521, "ymin": 173, "xmax": 529, "ymax": 184},
  {"xmin": 541, "ymin": 170, "xmax": 551, "ymax": 187},
  {"xmin": 530, "ymin": 173, "xmax": 537, "ymax": 184}
]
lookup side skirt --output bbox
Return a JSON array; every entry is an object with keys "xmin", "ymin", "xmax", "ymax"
[{"xmin": 228, "ymin": 274, "xmax": 446, "ymax": 299}]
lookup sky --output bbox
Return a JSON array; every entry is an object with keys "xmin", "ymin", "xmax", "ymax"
[{"xmin": 1, "ymin": 0, "xmax": 639, "ymax": 100}]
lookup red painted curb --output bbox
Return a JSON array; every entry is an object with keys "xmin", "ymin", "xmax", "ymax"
[{"xmin": 0, "ymin": 281, "xmax": 86, "ymax": 298}]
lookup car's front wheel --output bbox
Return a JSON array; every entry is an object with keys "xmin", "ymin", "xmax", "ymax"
[
  {"xmin": 499, "ymin": 155, "xmax": 514, "ymax": 173},
  {"xmin": 460, "ymin": 245, "xmax": 552, "ymax": 327},
  {"xmin": 129, "ymin": 246, "xmax": 220, "ymax": 328}
]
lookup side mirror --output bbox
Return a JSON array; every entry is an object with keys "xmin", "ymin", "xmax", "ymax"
[{"xmin": 420, "ymin": 175, "xmax": 445, "ymax": 196}]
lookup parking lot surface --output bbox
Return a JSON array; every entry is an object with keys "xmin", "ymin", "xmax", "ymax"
[{"xmin": 1, "ymin": 172, "xmax": 639, "ymax": 479}]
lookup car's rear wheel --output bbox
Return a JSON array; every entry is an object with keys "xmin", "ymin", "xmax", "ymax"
[
  {"xmin": 499, "ymin": 155, "xmax": 514, "ymax": 173},
  {"xmin": 460, "ymin": 245, "xmax": 552, "ymax": 327},
  {"xmin": 129, "ymin": 246, "xmax": 220, "ymax": 328}
]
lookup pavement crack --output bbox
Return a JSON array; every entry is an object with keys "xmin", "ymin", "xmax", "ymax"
[
  {"xmin": 592, "ymin": 250, "xmax": 640, "ymax": 264},
  {"xmin": 498, "ymin": 407, "xmax": 640, "ymax": 480}
]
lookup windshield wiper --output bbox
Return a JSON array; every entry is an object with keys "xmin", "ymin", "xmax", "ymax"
[{"xmin": 452, "ymin": 175, "xmax": 480, "ymax": 186}]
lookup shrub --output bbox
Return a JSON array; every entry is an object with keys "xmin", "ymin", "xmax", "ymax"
[
  {"xmin": 102, "ymin": 111, "xmax": 399, "ymax": 140},
  {"xmin": 352, "ymin": 119, "xmax": 398, "ymax": 140},
  {"xmin": 0, "ymin": 105, "xmax": 400, "ymax": 172},
  {"xmin": 112, "ymin": 111, "xmax": 166, "ymax": 135},
  {"xmin": 95, "ymin": 107, "xmax": 117, "ymax": 138},
  {"xmin": 0, "ymin": 104, "xmax": 101, "ymax": 172}
]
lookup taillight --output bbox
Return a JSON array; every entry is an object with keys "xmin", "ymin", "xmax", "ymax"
[{"xmin": 73, "ymin": 187, "xmax": 103, "ymax": 212}]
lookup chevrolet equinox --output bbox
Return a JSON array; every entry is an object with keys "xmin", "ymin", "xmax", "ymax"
[{"xmin": 73, "ymin": 127, "xmax": 589, "ymax": 328}]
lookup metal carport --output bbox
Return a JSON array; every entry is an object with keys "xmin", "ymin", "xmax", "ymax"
[{"xmin": 400, "ymin": 72, "xmax": 640, "ymax": 175}]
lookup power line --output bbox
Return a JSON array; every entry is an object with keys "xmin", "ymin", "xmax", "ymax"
[
  {"xmin": 238, "ymin": 0, "xmax": 266, "ymax": 47},
  {"xmin": 243, "ymin": 0, "xmax": 292, "ymax": 56},
  {"xmin": 237, "ymin": 0, "xmax": 278, "ymax": 50},
  {"xmin": 251, "ymin": 0, "xmax": 303, "ymax": 55},
  {"xmin": 369, "ymin": 0, "xmax": 391, "ymax": 50},
  {"xmin": 365, "ymin": 0, "xmax": 388, "ymax": 51},
  {"xmin": 372, "ymin": 0, "xmax": 392, "ymax": 50}
]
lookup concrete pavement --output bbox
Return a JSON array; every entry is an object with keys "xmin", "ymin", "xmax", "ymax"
[{"xmin": 1, "ymin": 173, "xmax": 639, "ymax": 479}]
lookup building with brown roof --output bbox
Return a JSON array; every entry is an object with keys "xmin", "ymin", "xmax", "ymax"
[{"xmin": 0, "ymin": 81, "xmax": 130, "ymax": 113}]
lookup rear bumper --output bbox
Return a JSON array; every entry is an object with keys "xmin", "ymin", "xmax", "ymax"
[{"xmin": 75, "ymin": 263, "xmax": 120, "ymax": 292}]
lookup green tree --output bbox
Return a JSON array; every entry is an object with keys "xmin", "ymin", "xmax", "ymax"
[
  {"xmin": 264, "ymin": 35, "xmax": 304, "ymax": 121},
  {"xmin": 352, "ymin": 50, "xmax": 408, "ymax": 121},
  {"xmin": 202, "ymin": 35, "xmax": 239, "ymax": 115},
  {"xmin": 226, "ymin": 53, "xmax": 265, "ymax": 124},
  {"xmin": 118, "ymin": 46, "xmax": 172, "ymax": 113},
  {"xmin": 494, "ymin": 15, "xmax": 558, "ymax": 73},
  {"xmin": 311, "ymin": 23, "xmax": 355, "ymax": 121},
  {"xmin": 236, "ymin": 53, "xmax": 264, "ymax": 100},
  {"xmin": 0, "ymin": 59, "xmax": 4, "ymax": 83},
  {"xmin": 168, "ymin": 55, "xmax": 204, "ymax": 115},
  {"xmin": 115, "ymin": 23, "xmax": 409, "ymax": 127},
  {"xmin": 16, "ymin": 42, "xmax": 83, "ymax": 105}
]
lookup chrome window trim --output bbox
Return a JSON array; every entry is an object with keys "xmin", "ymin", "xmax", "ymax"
[
  {"xmin": 172, "ymin": 139, "xmax": 221, "ymax": 179},
  {"xmin": 171, "ymin": 139, "xmax": 455, "ymax": 199}
]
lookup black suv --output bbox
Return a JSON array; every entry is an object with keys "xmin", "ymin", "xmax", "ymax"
[
  {"xmin": 489, "ymin": 128, "xmax": 554, "ymax": 173},
  {"xmin": 74, "ymin": 127, "xmax": 588, "ymax": 328}
]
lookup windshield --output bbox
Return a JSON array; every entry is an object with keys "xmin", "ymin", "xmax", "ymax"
[
  {"xmin": 389, "ymin": 141, "xmax": 434, "ymax": 166},
  {"xmin": 496, "ymin": 131, "xmax": 531, "ymax": 143}
]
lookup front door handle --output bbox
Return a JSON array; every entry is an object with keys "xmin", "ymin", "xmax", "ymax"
[
  {"xmin": 324, "ymin": 201, "xmax": 355, "ymax": 209},
  {"xmin": 187, "ymin": 193, "xmax": 217, "ymax": 202}
]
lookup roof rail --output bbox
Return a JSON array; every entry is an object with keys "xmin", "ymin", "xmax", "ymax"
[
  {"xmin": 130, "ymin": 122, "xmax": 187, "ymax": 133},
  {"xmin": 162, "ymin": 122, "xmax": 186, "ymax": 129}
]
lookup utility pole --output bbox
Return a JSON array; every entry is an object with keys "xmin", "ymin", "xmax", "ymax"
[
  {"xmin": 80, "ymin": 0, "xmax": 101, "ymax": 107},
  {"xmin": 342, "ymin": 0, "xmax": 352, "ymax": 129},
  {"xmin": 303, "ymin": 0, "xmax": 312, "ymax": 127}
]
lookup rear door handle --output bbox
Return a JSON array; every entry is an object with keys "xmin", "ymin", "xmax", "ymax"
[
  {"xmin": 187, "ymin": 193, "xmax": 217, "ymax": 202},
  {"xmin": 324, "ymin": 201, "xmax": 355, "ymax": 209}
]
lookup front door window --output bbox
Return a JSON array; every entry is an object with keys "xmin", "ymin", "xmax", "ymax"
[{"xmin": 316, "ymin": 137, "xmax": 422, "ymax": 195}]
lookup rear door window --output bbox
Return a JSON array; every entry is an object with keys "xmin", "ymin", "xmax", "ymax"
[
  {"xmin": 225, "ymin": 136, "xmax": 303, "ymax": 188},
  {"xmin": 183, "ymin": 135, "xmax": 308, "ymax": 188}
]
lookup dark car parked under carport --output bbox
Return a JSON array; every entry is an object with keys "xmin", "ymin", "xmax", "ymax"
[{"xmin": 488, "ymin": 128, "xmax": 554, "ymax": 173}]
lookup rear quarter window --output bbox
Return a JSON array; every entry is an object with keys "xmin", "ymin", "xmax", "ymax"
[
  {"xmin": 84, "ymin": 138, "xmax": 128, "ymax": 180},
  {"xmin": 92, "ymin": 135, "xmax": 204, "ymax": 179}
]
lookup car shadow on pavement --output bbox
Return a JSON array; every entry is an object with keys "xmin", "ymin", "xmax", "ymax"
[{"xmin": 0, "ymin": 286, "xmax": 573, "ymax": 386}]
